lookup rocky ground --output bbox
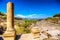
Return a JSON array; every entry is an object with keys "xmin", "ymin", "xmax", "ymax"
[
  {"xmin": 30, "ymin": 17, "xmax": 60, "ymax": 40},
  {"xmin": 0, "ymin": 14, "xmax": 60, "ymax": 40}
]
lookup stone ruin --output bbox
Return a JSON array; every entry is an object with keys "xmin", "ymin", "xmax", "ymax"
[
  {"xmin": 3, "ymin": 2, "xmax": 15, "ymax": 40},
  {"xmin": 0, "ymin": 2, "xmax": 60, "ymax": 40},
  {"xmin": 19, "ymin": 27, "xmax": 41, "ymax": 40},
  {"xmin": 3, "ymin": 2, "xmax": 41, "ymax": 40}
]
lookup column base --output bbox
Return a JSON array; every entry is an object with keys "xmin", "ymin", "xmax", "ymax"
[{"xmin": 3, "ymin": 30, "xmax": 16, "ymax": 40}]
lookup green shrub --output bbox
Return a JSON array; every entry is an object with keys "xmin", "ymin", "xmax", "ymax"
[
  {"xmin": 53, "ymin": 14, "xmax": 60, "ymax": 17},
  {"xmin": 16, "ymin": 27, "xmax": 24, "ymax": 34},
  {"xmin": 0, "ymin": 12, "xmax": 5, "ymax": 16},
  {"xmin": 15, "ymin": 20, "xmax": 37, "ymax": 34},
  {"xmin": 2, "ymin": 15, "xmax": 7, "ymax": 19}
]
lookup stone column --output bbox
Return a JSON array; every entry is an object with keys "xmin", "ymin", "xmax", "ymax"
[
  {"xmin": 3, "ymin": 2, "xmax": 15, "ymax": 40},
  {"xmin": 31, "ymin": 27, "xmax": 40, "ymax": 40}
]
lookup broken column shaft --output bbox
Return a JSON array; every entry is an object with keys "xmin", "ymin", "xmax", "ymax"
[
  {"xmin": 7, "ymin": 2, "xmax": 14, "ymax": 31},
  {"xmin": 3, "ymin": 2, "xmax": 15, "ymax": 40}
]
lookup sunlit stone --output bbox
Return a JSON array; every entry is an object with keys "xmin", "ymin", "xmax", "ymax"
[{"xmin": 3, "ymin": 2, "xmax": 15, "ymax": 40}]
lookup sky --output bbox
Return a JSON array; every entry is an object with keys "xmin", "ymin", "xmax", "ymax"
[{"xmin": 0, "ymin": 0, "xmax": 60, "ymax": 19}]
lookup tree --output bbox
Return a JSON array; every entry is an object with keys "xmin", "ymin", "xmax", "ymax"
[
  {"xmin": 0, "ymin": 12, "xmax": 5, "ymax": 16},
  {"xmin": 53, "ymin": 14, "xmax": 60, "ymax": 17}
]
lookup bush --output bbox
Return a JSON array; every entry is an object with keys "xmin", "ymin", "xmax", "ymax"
[
  {"xmin": 45, "ymin": 17, "xmax": 53, "ymax": 20},
  {"xmin": 53, "ymin": 14, "xmax": 60, "ymax": 17},
  {"xmin": 15, "ymin": 20, "xmax": 37, "ymax": 34},
  {"xmin": 22, "ymin": 20, "xmax": 37, "ymax": 28},
  {"xmin": 16, "ymin": 27, "xmax": 30, "ymax": 34},
  {"xmin": 16, "ymin": 27, "xmax": 24, "ymax": 34},
  {"xmin": 2, "ymin": 15, "xmax": 7, "ymax": 19},
  {"xmin": 0, "ymin": 12, "xmax": 5, "ymax": 16}
]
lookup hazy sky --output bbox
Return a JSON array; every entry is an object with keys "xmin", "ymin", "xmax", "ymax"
[{"xmin": 0, "ymin": 0, "xmax": 60, "ymax": 19}]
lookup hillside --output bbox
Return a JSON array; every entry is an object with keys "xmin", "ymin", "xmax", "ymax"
[
  {"xmin": 0, "ymin": 12, "xmax": 24, "ymax": 34},
  {"xmin": 34, "ymin": 17, "xmax": 60, "ymax": 30},
  {"xmin": 0, "ymin": 12, "xmax": 60, "ymax": 35},
  {"xmin": 0, "ymin": 12, "xmax": 37, "ymax": 34}
]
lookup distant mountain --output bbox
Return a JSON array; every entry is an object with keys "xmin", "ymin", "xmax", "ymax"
[{"xmin": 0, "ymin": 12, "xmax": 60, "ymax": 34}]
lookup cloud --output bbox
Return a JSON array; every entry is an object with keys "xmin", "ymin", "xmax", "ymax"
[
  {"xmin": 16, "ymin": 14, "xmax": 26, "ymax": 18},
  {"xmin": 16, "ymin": 14, "xmax": 52, "ymax": 19},
  {"xmin": 16, "ymin": 14, "xmax": 37, "ymax": 18}
]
